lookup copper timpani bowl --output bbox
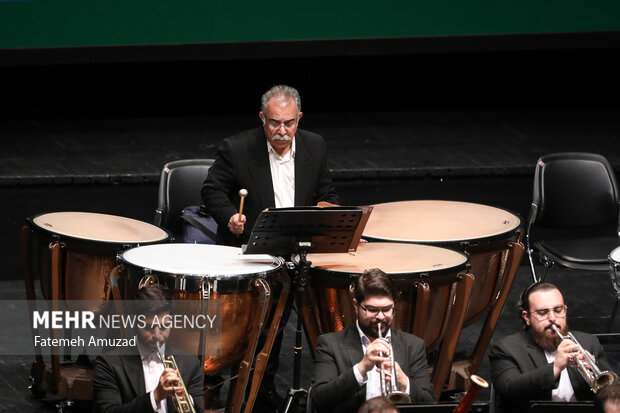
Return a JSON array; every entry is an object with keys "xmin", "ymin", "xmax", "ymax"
[
  {"xmin": 119, "ymin": 243, "xmax": 284, "ymax": 375},
  {"xmin": 363, "ymin": 200, "xmax": 522, "ymax": 324},
  {"xmin": 26, "ymin": 211, "xmax": 170, "ymax": 302}
]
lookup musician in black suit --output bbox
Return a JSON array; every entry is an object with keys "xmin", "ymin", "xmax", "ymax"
[
  {"xmin": 201, "ymin": 84, "xmax": 338, "ymax": 247},
  {"xmin": 489, "ymin": 281, "xmax": 613, "ymax": 412},
  {"xmin": 93, "ymin": 284, "xmax": 204, "ymax": 413},
  {"xmin": 311, "ymin": 269, "xmax": 435, "ymax": 412},
  {"xmin": 201, "ymin": 85, "xmax": 338, "ymax": 412}
]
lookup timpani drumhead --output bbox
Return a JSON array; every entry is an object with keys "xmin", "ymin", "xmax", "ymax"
[
  {"xmin": 308, "ymin": 242, "xmax": 468, "ymax": 276},
  {"xmin": 611, "ymin": 246, "xmax": 620, "ymax": 263},
  {"xmin": 32, "ymin": 211, "xmax": 168, "ymax": 244},
  {"xmin": 363, "ymin": 200, "xmax": 520, "ymax": 243},
  {"xmin": 119, "ymin": 243, "xmax": 282, "ymax": 376},
  {"xmin": 120, "ymin": 243, "xmax": 280, "ymax": 278}
]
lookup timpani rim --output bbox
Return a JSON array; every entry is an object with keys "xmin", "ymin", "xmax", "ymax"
[
  {"xmin": 363, "ymin": 200, "xmax": 522, "ymax": 243},
  {"xmin": 308, "ymin": 242, "xmax": 470, "ymax": 278},
  {"xmin": 120, "ymin": 243, "xmax": 283, "ymax": 279}
]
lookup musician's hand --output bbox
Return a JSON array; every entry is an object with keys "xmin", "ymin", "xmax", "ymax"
[
  {"xmin": 380, "ymin": 360, "xmax": 409, "ymax": 393},
  {"xmin": 584, "ymin": 350, "xmax": 595, "ymax": 364},
  {"xmin": 154, "ymin": 368, "xmax": 182, "ymax": 403},
  {"xmin": 553, "ymin": 339, "xmax": 580, "ymax": 377},
  {"xmin": 357, "ymin": 339, "xmax": 391, "ymax": 378},
  {"xmin": 228, "ymin": 213, "xmax": 246, "ymax": 235},
  {"xmin": 393, "ymin": 361, "xmax": 410, "ymax": 393}
]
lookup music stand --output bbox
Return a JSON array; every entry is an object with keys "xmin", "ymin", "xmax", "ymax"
[
  {"xmin": 529, "ymin": 401, "xmax": 596, "ymax": 413},
  {"xmin": 243, "ymin": 206, "xmax": 364, "ymax": 413},
  {"xmin": 397, "ymin": 402, "xmax": 489, "ymax": 413}
]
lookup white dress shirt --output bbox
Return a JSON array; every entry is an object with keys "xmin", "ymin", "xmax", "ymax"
[
  {"xmin": 545, "ymin": 350, "xmax": 577, "ymax": 402},
  {"xmin": 267, "ymin": 138, "xmax": 295, "ymax": 208},
  {"xmin": 352, "ymin": 321, "xmax": 410, "ymax": 400},
  {"xmin": 138, "ymin": 342, "xmax": 168, "ymax": 413}
]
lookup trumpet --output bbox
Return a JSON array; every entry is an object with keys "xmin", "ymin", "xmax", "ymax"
[
  {"xmin": 376, "ymin": 322, "xmax": 412, "ymax": 404},
  {"xmin": 156, "ymin": 342, "xmax": 196, "ymax": 413},
  {"xmin": 551, "ymin": 324, "xmax": 618, "ymax": 393}
]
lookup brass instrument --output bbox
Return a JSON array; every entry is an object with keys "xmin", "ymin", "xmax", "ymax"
[
  {"xmin": 551, "ymin": 324, "xmax": 618, "ymax": 393},
  {"xmin": 453, "ymin": 375, "xmax": 488, "ymax": 413},
  {"xmin": 377, "ymin": 322, "xmax": 412, "ymax": 404},
  {"xmin": 156, "ymin": 342, "xmax": 196, "ymax": 413}
]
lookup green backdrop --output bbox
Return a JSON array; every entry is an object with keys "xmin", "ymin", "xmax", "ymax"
[{"xmin": 2, "ymin": 0, "xmax": 619, "ymax": 49}]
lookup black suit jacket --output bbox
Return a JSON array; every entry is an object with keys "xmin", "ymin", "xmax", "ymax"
[
  {"xmin": 93, "ymin": 347, "xmax": 204, "ymax": 413},
  {"xmin": 489, "ymin": 329, "xmax": 611, "ymax": 411},
  {"xmin": 311, "ymin": 324, "xmax": 434, "ymax": 412},
  {"xmin": 201, "ymin": 127, "xmax": 339, "ymax": 246}
]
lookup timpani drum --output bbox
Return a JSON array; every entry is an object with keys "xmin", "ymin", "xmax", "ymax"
[
  {"xmin": 363, "ymin": 200, "xmax": 524, "ymax": 374},
  {"xmin": 24, "ymin": 211, "xmax": 170, "ymax": 302},
  {"xmin": 118, "ymin": 243, "xmax": 284, "ymax": 375},
  {"xmin": 363, "ymin": 200, "xmax": 522, "ymax": 324}
]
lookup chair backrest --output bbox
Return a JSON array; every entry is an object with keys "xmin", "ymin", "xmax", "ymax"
[
  {"xmin": 532, "ymin": 152, "xmax": 619, "ymax": 229},
  {"xmin": 154, "ymin": 159, "xmax": 214, "ymax": 234}
]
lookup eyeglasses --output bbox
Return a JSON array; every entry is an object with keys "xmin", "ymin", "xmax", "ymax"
[
  {"xmin": 266, "ymin": 118, "xmax": 298, "ymax": 130},
  {"xmin": 529, "ymin": 304, "xmax": 567, "ymax": 321},
  {"xmin": 359, "ymin": 304, "xmax": 394, "ymax": 317}
]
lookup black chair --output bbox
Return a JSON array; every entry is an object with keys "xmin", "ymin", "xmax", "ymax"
[
  {"xmin": 153, "ymin": 159, "xmax": 214, "ymax": 239},
  {"xmin": 525, "ymin": 152, "xmax": 620, "ymax": 283}
]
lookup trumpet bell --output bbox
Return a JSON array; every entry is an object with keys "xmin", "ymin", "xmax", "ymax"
[
  {"xmin": 593, "ymin": 371, "xmax": 619, "ymax": 393},
  {"xmin": 387, "ymin": 390, "xmax": 413, "ymax": 404}
]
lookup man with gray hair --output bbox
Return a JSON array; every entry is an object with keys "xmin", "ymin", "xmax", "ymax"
[
  {"xmin": 202, "ymin": 84, "xmax": 339, "ymax": 247},
  {"xmin": 202, "ymin": 85, "xmax": 339, "ymax": 412}
]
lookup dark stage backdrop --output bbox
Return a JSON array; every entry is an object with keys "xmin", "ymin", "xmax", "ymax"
[{"xmin": 2, "ymin": 1, "xmax": 620, "ymax": 282}]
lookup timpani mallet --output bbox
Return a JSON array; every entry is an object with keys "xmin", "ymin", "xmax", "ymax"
[{"xmin": 238, "ymin": 189, "xmax": 248, "ymax": 216}]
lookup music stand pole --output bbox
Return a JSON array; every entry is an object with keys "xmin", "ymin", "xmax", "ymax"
[
  {"xmin": 283, "ymin": 242, "xmax": 311, "ymax": 413},
  {"xmin": 242, "ymin": 207, "xmax": 364, "ymax": 413}
]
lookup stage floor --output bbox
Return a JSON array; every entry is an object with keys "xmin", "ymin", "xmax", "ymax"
[
  {"xmin": 2, "ymin": 105, "xmax": 620, "ymax": 411},
  {"xmin": 2, "ymin": 262, "xmax": 619, "ymax": 412}
]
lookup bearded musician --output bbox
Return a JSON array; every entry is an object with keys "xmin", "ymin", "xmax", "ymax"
[{"xmin": 490, "ymin": 281, "xmax": 614, "ymax": 412}]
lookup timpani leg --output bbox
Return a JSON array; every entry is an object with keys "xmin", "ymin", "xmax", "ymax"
[
  {"xmin": 229, "ymin": 278, "xmax": 273, "ymax": 413},
  {"xmin": 243, "ymin": 272, "xmax": 290, "ymax": 413},
  {"xmin": 469, "ymin": 241, "xmax": 524, "ymax": 373},
  {"xmin": 432, "ymin": 272, "xmax": 474, "ymax": 400},
  {"xmin": 50, "ymin": 242, "xmax": 63, "ymax": 393},
  {"xmin": 301, "ymin": 287, "xmax": 321, "ymax": 356}
]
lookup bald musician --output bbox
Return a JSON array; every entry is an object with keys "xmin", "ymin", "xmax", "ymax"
[{"xmin": 201, "ymin": 84, "xmax": 339, "ymax": 247}]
